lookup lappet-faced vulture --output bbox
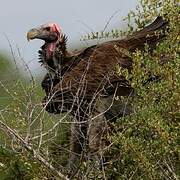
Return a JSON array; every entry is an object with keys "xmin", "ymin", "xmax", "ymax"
[{"xmin": 27, "ymin": 16, "xmax": 168, "ymax": 167}]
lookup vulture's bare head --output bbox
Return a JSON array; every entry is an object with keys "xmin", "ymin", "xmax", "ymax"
[
  {"xmin": 27, "ymin": 23, "xmax": 61, "ymax": 59},
  {"xmin": 27, "ymin": 23, "xmax": 61, "ymax": 42}
]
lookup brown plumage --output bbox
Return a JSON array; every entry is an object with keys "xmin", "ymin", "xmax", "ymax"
[
  {"xmin": 37, "ymin": 16, "xmax": 167, "ymax": 114},
  {"xmin": 27, "ymin": 16, "xmax": 168, "ymax": 167}
]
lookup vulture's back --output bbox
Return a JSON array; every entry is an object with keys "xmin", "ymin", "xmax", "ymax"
[{"xmin": 47, "ymin": 16, "xmax": 168, "ymax": 112}]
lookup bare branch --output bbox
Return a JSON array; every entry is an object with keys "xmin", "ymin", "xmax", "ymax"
[{"xmin": 0, "ymin": 117, "xmax": 69, "ymax": 180}]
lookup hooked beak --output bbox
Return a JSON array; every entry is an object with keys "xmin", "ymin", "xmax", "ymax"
[{"xmin": 27, "ymin": 28, "xmax": 41, "ymax": 41}]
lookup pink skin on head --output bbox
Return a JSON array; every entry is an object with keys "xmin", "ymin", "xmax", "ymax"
[{"xmin": 45, "ymin": 23, "xmax": 61, "ymax": 59}]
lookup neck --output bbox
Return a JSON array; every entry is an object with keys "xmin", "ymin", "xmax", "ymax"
[
  {"xmin": 45, "ymin": 42, "xmax": 57, "ymax": 59},
  {"xmin": 45, "ymin": 34, "xmax": 68, "ymax": 60},
  {"xmin": 39, "ymin": 42, "xmax": 58, "ymax": 72},
  {"xmin": 39, "ymin": 35, "xmax": 69, "ymax": 73}
]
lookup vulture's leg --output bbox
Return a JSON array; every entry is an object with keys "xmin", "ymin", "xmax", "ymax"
[
  {"xmin": 88, "ymin": 95, "xmax": 134, "ymax": 163},
  {"xmin": 88, "ymin": 98, "xmax": 108, "ymax": 155},
  {"xmin": 68, "ymin": 117, "xmax": 87, "ymax": 170}
]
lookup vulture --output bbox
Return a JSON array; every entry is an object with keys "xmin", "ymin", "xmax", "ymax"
[{"xmin": 27, "ymin": 16, "xmax": 168, "ymax": 167}]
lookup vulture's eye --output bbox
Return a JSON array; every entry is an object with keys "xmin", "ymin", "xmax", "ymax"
[{"xmin": 45, "ymin": 27, "xmax": 51, "ymax": 31}]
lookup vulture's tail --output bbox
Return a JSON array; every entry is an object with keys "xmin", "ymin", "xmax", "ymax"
[
  {"xmin": 133, "ymin": 16, "xmax": 168, "ymax": 35},
  {"xmin": 124, "ymin": 16, "xmax": 168, "ymax": 50}
]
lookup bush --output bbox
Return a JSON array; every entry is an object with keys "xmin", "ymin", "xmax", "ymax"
[{"xmin": 105, "ymin": 0, "xmax": 180, "ymax": 179}]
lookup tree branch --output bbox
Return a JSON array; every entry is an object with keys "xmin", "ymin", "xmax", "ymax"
[{"xmin": 0, "ymin": 119, "xmax": 69, "ymax": 180}]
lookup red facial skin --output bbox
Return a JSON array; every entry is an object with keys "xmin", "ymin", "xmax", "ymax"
[{"xmin": 43, "ymin": 23, "xmax": 61, "ymax": 59}]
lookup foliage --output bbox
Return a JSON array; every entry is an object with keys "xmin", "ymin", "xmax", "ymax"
[
  {"xmin": 0, "ymin": 146, "xmax": 41, "ymax": 180},
  {"xmin": 103, "ymin": 0, "xmax": 180, "ymax": 179}
]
